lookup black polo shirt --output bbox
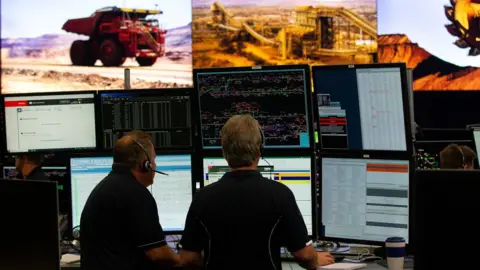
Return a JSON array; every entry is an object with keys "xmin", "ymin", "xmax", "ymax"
[
  {"xmin": 25, "ymin": 166, "xmax": 49, "ymax": 181},
  {"xmin": 80, "ymin": 165, "xmax": 166, "ymax": 270},
  {"xmin": 180, "ymin": 170, "xmax": 312, "ymax": 270}
]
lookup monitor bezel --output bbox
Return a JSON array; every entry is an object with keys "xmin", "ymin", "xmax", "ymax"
[
  {"xmin": 96, "ymin": 88, "xmax": 200, "ymax": 152},
  {"xmin": 317, "ymin": 153, "xmax": 414, "ymax": 247},
  {"xmin": 193, "ymin": 65, "xmax": 315, "ymax": 151},
  {"xmin": 200, "ymin": 149, "xmax": 318, "ymax": 239},
  {"xmin": 1, "ymin": 91, "xmax": 100, "ymax": 155},
  {"xmin": 311, "ymin": 63, "xmax": 414, "ymax": 157},
  {"xmin": 67, "ymin": 150, "xmax": 198, "ymax": 236}
]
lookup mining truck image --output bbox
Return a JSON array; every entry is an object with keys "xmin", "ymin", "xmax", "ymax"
[{"xmin": 62, "ymin": 6, "xmax": 167, "ymax": 67}]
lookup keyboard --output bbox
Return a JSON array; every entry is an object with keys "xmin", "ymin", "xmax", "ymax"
[{"xmin": 281, "ymin": 251, "xmax": 344, "ymax": 263}]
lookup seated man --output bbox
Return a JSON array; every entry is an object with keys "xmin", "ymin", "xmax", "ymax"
[
  {"xmin": 440, "ymin": 144, "xmax": 477, "ymax": 169},
  {"xmin": 180, "ymin": 115, "xmax": 333, "ymax": 270},
  {"xmin": 15, "ymin": 153, "xmax": 48, "ymax": 180}
]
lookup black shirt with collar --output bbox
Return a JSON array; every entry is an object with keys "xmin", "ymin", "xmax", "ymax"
[
  {"xmin": 180, "ymin": 170, "xmax": 311, "ymax": 270},
  {"xmin": 24, "ymin": 165, "xmax": 49, "ymax": 181},
  {"xmin": 80, "ymin": 165, "xmax": 166, "ymax": 270}
]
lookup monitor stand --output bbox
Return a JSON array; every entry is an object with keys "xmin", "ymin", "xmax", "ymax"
[{"xmin": 315, "ymin": 241, "xmax": 351, "ymax": 253}]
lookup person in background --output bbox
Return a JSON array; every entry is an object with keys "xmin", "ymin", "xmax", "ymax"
[
  {"xmin": 15, "ymin": 153, "xmax": 48, "ymax": 180},
  {"xmin": 179, "ymin": 115, "xmax": 334, "ymax": 270},
  {"xmin": 440, "ymin": 144, "xmax": 477, "ymax": 169},
  {"xmin": 80, "ymin": 131, "xmax": 180, "ymax": 270}
]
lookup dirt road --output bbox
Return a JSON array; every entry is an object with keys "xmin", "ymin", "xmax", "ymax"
[{"xmin": 1, "ymin": 58, "xmax": 193, "ymax": 93}]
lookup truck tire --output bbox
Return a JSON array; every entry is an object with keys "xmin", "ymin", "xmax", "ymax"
[
  {"xmin": 99, "ymin": 39, "xmax": 125, "ymax": 67},
  {"xmin": 136, "ymin": 57, "xmax": 157, "ymax": 66},
  {"xmin": 70, "ymin": 40, "xmax": 96, "ymax": 66}
]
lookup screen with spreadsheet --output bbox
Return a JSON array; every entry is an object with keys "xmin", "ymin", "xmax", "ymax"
[
  {"xmin": 474, "ymin": 130, "xmax": 480, "ymax": 167},
  {"xmin": 99, "ymin": 91, "xmax": 192, "ymax": 149},
  {"xmin": 3, "ymin": 93, "xmax": 97, "ymax": 153},
  {"xmin": 203, "ymin": 157, "xmax": 313, "ymax": 235},
  {"xmin": 70, "ymin": 154, "xmax": 193, "ymax": 231},
  {"xmin": 313, "ymin": 65, "xmax": 408, "ymax": 151},
  {"xmin": 321, "ymin": 158, "xmax": 409, "ymax": 243},
  {"xmin": 196, "ymin": 66, "xmax": 311, "ymax": 149}
]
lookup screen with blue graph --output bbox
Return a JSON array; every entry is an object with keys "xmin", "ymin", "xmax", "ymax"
[
  {"xmin": 70, "ymin": 154, "xmax": 192, "ymax": 231},
  {"xmin": 202, "ymin": 156, "xmax": 313, "ymax": 235},
  {"xmin": 196, "ymin": 68, "xmax": 310, "ymax": 148}
]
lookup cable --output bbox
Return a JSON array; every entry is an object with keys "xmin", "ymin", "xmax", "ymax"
[{"xmin": 263, "ymin": 158, "xmax": 273, "ymax": 180}]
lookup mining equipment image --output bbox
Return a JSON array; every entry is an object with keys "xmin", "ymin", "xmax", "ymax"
[
  {"xmin": 62, "ymin": 6, "xmax": 167, "ymax": 66},
  {"xmin": 192, "ymin": 1, "xmax": 377, "ymax": 68}
]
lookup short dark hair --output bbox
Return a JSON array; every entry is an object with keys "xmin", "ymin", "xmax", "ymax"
[
  {"xmin": 113, "ymin": 130, "xmax": 153, "ymax": 169},
  {"xmin": 440, "ymin": 144, "xmax": 469, "ymax": 169},
  {"xmin": 18, "ymin": 153, "xmax": 43, "ymax": 165}
]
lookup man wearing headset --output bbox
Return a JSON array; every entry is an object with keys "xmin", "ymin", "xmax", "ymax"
[
  {"xmin": 80, "ymin": 131, "xmax": 180, "ymax": 270},
  {"xmin": 179, "ymin": 115, "xmax": 334, "ymax": 270},
  {"xmin": 440, "ymin": 144, "xmax": 477, "ymax": 169}
]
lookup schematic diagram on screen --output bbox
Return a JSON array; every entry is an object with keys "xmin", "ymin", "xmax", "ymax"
[{"xmin": 197, "ymin": 69, "xmax": 310, "ymax": 148}]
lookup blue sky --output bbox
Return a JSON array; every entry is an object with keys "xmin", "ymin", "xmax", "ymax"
[
  {"xmin": 378, "ymin": 0, "xmax": 480, "ymax": 67},
  {"xmin": 1, "ymin": 0, "xmax": 192, "ymax": 38}
]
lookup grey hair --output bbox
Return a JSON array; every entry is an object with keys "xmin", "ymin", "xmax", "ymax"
[{"xmin": 221, "ymin": 115, "xmax": 262, "ymax": 168}]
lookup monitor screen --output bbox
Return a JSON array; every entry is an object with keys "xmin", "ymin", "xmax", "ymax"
[
  {"xmin": 3, "ymin": 93, "xmax": 97, "ymax": 153},
  {"xmin": 0, "ymin": 180, "xmax": 60, "ymax": 270},
  {"xmin": 313, "ymin": 65, "xmax": 408, "ymax": 151},
  {"xmin": 99, "ymin": 91, "xmax": 193, "ymax": 149},
  {"xmin": 474, "ymin": 130, "xmax": 480, "ymax": 166},
  {"xmin": 321, "ymin": 157, "xmax": 409, "ymax": 243},
  {"xmin": 196, "ymin": 67, "xmax": 311, "ymax": 149},
  {"xmin": 2, "ymin": 166, "xmax": 17, "ymax": 179},
  {"xmin": 203, "ymin": 156, "xmax": 313, "ymax": 235},
  {"xmin": 70, "ymin": 154, "xmax": 192, "ymax": 231}
]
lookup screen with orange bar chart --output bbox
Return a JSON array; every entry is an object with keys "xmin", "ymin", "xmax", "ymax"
[
  {"xmin": 321, "ymin": 158, "xmax": 409, "ymax": 243},
  {"xmin": 203, "ymin": 156, "xmax": 313, "ymax": 235}
]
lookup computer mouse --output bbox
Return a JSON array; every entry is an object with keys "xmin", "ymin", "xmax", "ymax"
[{"xmin": 333, "ymin": 255, "xmax": 345, "ymax": 262}]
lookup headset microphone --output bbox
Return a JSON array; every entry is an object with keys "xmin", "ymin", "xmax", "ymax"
[
  {"xmin": 259, "ymin": 125, "xmax": 273, "ymax": 180},
  {"xmin": 151, "ymin": 169, "xmax": 169, "ymax": 176}
]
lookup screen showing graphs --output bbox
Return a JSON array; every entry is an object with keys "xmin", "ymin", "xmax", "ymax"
[
  {"xmin": 196, "ymin": 68, "xmax": 310, "ymax": 148},
  {"xmin": 313, "ymin": 66, "xmax": 408, "ymax": 151},
  {"xmin": 203, "ymin": 156, "xmax": 313, "ymax": 235},
  {"xmin": 70, "ymin": 155, "xmax": 192, "ymax": 231}
]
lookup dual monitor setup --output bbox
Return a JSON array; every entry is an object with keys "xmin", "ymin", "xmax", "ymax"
[{"xmin": 0, "ymin": 63, "xmax": 413, "ymax": 245}]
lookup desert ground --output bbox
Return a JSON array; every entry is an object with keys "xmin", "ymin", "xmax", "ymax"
[{"xmin": 1, "ymin": 57, "xmax": 192, "ymax": 93}]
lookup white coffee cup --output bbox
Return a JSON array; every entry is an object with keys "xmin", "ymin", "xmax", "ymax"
[{"xmin": 385, "ymin": 237, "xmax": 405, "ymax": 270}]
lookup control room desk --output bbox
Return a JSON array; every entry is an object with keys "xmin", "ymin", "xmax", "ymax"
[{"xmin": 60, "ymin": 262, "xmax": 406, "ymax": 269}]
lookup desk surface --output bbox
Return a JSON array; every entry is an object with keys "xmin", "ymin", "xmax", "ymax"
[{"xmin": 61, "ymin": 262, "xmax": 393, "ymax": 269}]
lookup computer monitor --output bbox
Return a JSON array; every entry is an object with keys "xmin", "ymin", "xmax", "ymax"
[
  {"xmin": 2, "ymin": 165, "xmax": 70, "ymax": 213},
  {"xmin": 312, "ymin": 64, "xmax": 411, "ymax": 152},
  {"xmin": 321, "ymin": 157, "xmax": 410, "ymax": 244},
  {"xmin": 3, "ymin": 92, "xmax": 97, "ymax": 153},
  {"xmin": 473, "ymin": 129, "xmax": 480, "ymax": 166},
  {"xmin": 406, "ymin": 68, "xmax": 415, "ymax": 139},
  {"xmin": 195, "ymin": 65, "xmax": 313, "ymax": 149},
  {"xmin": 414, "ymin": 169, "xmax": 480, "ymax": 269},
  {"xmin": 70, "ymin": 154, "xmax": 193, "ymax": 232},
  {"xmin": 203, "ymin": 156, "xmax": 315, "ymax": 236},
  {"xmin": 0, "ymin": 180, "xmax": 60, "ymax": 270},
  {"xmin": 2, "ymin": 165, "xmax": 17, "ymax": 179},
  {"xmin": 99, "ymin": 89, "xmax": 194, "ymax": 149}
]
